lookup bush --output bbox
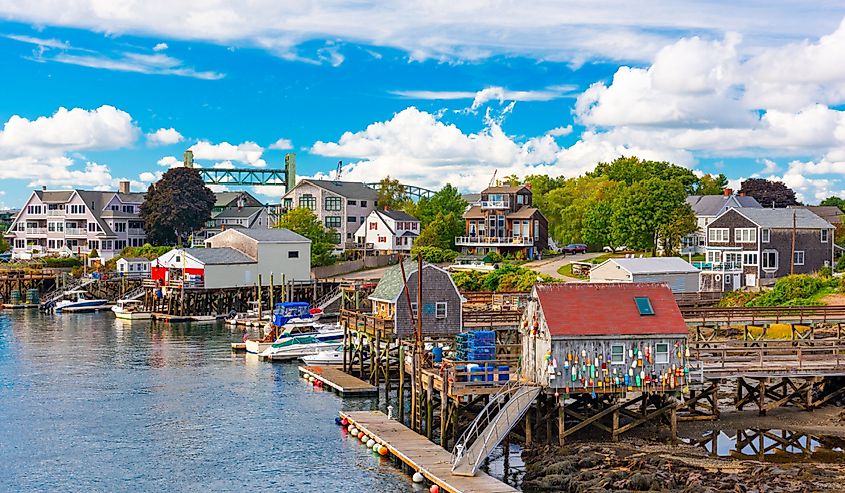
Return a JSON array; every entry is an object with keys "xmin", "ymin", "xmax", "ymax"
[
  {"xmin": 410, "ymin": 245, "xmax": 459, "ymax": 264},
  {"xmin": 40, "ymin": 257, "xmax": 82, "ymax": 268},
  {"xmin": 837, "ymin": 255, "xmax": 845, "ymax": 272},
  {"xmin": 747, "ymin": 274, "xmax": 828, "ymax": 307},
  {"xmin": 484, "ymin": 252, "xmax": 503, "ymax": 263},
  {"xmin": 452, "ymin": 263, "xmax": 558, "ymax": 292}
]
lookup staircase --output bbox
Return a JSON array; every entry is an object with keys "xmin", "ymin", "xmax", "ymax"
[
  {"xmin": 120, "ymin": 285, "xmax": 146, "ymax": 301},
  {"xmin": 40, "ymin": 277, "xmax": 96, "ymax": 310},
  {"xmin": 314, "ymin": 287, "xmax": 342, "ymax": 314},
  {"xmin": 451, "ymin": 382, "xmax": 541, "ymax": 477}
]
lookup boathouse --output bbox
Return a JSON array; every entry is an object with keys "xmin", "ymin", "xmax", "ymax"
[
  {"xmin": 521, "ymin": 283, "xmax": 689, "ymax": 391},
  {"xmin": 116, "ymin": 257, "xmax": 151, "ymax": 278},
  {"xmin": 368, "ymin": 260, "xmax": 464, "ymax": 337}
]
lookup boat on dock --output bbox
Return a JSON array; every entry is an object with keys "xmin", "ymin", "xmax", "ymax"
[
  {"xmin": 55, "ymin": 290, "xmax": 108, "ymax": 312},
  {"xmin": 301, "ymin": 345, "xmax": 343, "ymax": 365},
  {"xmin": 111, "ymin": 300, "xmax": 152, "ymax": 320},
  {"xmin": 260, "ymin": 335, "xmax": 338, "ymax": 362}
]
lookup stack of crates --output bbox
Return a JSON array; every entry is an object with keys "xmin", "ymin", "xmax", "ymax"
[{"xmin": 455, "ymin": 330, "xmax": 496, "ymax": 361}]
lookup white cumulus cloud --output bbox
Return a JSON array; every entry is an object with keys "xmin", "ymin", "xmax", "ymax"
[
  {"xmin": 268, "ymin": 138, "xmax": 293, "ymax": 150},
  {"xmin": 146, "ymin": 127, "xmax": 184, "ymax": 146},
  {"xmin": 189, "ymin": 140, "xmax": 266, "ymax": 167}
]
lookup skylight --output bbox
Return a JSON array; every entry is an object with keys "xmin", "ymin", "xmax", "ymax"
[{"xmin": 634, "ymin": 296, "xmax": 654, "ymax": 316}]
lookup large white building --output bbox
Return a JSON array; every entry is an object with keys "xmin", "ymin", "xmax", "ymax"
[
  {"xmin": 153, "ymin": 228, "xmax": 311, "ymax": 289},
  {"xmin": 6, "ymin": 181, "xmax": 146, "ymax": 260},
  {"xmin": 354, "ymin": 209, "xmax": 420, "ymax": 253}
]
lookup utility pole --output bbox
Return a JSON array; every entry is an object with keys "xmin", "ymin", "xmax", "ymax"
[{"xmin": 790, "ymin": 210, "xmax": 797, "ymax": 275}]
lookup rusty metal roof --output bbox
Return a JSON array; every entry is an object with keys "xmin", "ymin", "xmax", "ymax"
[{"xmin": 534, "ymin": 283, "xmax": 687, "ymax": 337}]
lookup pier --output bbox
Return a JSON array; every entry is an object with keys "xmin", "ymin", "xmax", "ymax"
[
  {"xmin": 299, "ymin": 366, "xmax": 377, "ymax": 396},
  {"xmin": 340, "ymin": 410, "xmax": 517, "ymax": 493}
]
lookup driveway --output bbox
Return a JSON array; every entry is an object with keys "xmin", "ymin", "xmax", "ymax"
[{"xmin": 524, "ymin": 252, "xmax": 604, "ymax": 280}]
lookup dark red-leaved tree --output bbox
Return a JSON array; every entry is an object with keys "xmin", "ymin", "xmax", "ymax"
[
  {"xmin": 140, "ymin": 167, "xmax": 215, "ymax": 245},
  {"xmin": 739, "ymin": 178, "xmax": 800, "ymax": 208}
]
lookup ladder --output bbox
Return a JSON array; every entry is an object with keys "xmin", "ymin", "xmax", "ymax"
[{"xmin": 450, "ymin": 382, "xmax": 541, "ymax": 477}]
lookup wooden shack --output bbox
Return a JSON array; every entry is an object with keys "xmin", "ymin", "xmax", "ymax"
[
  {"xmin": 368, "ymin": 260, "xmax": 465, "ymax": 338},
  {"xmin": 521, "ymin": 283, "xmax": 690, "ymax": 392}
]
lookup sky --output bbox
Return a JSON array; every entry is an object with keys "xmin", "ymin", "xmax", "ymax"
[{"xmin": 2, "ymin": 1, "xmax": 845, "ymax": 208}]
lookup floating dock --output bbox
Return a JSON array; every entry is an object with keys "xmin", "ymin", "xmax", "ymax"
[
  {"xmin": 340, "ymin": 410, "xmax": 517, "ymax": 493},
  {"xmin": 300, "ymin": 366, "xmax": 377, "ymax": 396},
  {"xmin": 2, "ymin": 303, "xmax": 39, "ymax": 309}
]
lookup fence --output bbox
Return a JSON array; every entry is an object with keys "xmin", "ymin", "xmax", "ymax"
[{"xmin": 312, "ymin": 254, "xmax": 398, "ymax": 279}]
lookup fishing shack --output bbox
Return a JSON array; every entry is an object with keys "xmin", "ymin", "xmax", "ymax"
[{"xmin": 521, "ymin": 283, "xmax": 690, "ymax": 392}]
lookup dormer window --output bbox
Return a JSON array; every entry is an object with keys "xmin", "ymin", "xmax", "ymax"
[{"xmin": 634, "ymin": 296, "xmax": 654, "ymax": 316}]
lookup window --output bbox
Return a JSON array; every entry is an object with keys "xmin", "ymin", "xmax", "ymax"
[
  {"xmin": 288, "ymin": 251, "xmax": 299, "ymax": 258},
  {"xmin": 325, "ymin": 196, "xmax": 343, "ymax": 211},
  {"xmin": 761, "ymin": 228, "xmax": 770, "ymax": 243},
  {"xmin": 331, "ymin": 232, "xmax": 341, "ymax": 244},
  {"xmin": 88, "ymin": 222, "xmax": 101, "ymax": 232},
  {"xmin": 634, "ymin": 296, "xmax": 655, "ymax": 316},
  {"xmin": 110, "ymin": 205, "xmax": 119, "ymax": 211},
  {"xmin": 735, "ymin": 228, "xmax": 757, "ymax": 243},
  {"xmin": 655, "ymin": 343, "xmax": 669, "ymax": 364},
  {"xmin": 347, "ymin": 216, "xmax": 357, "ymax": 223},
  {"xmin": 325, "ymin": 216, "xmax": 341, "ymax": 228},
  {"xmin": 435, "ymin": 302, "xmax": 447, "ymax": 319},
  {"xmin": 743, "ymin": 252, "xmax": 758, "ymax": 266},
  {"xmin": 369, "ymin": 222, "xmax": 378, "ymax": 230},
  {"xmin": 89, "ymin": 240, "xmax": 98, "ymax": 250},
  {"xmin": 822, "ymin": 229, "xmax": 830, "ymax": 243},
  {"xmin": 348, "ymin": 200, "xmax": 357, "ymax": 206},
  {"xmin": 708, "ymin": 228, "xmax": 729, "ymax": 243},
  {"xmin": 410, "ymin": 302, "xmax": 418, "ymax": 318},
  {"xmin": 706, "ymin": 251, "xmax": 721, "ymax": 264},
  {"xmin": 724, "ymin": 252, "xmax": 742, "ymax": 265},
  {"xmin": 610, "ymin": 344, "xmax": 625, "ymax": 364},
  {"xmin": 377, "ymin": 235, "xmax": 387, "ymax": 243},
  {"xmin": 793, "ymin": 250, "xmax": 805, "ymax": 266},
  {"xmin": 299, "ymin": 194, "xmax": 316, "ymax": 210},
  {"xmin": 114, "ymin": 222, "xmax": 126, "ymax": 233},
  {"xmin": 762, "ymin": 249, "xmax": 778, "ymax": 271},
  {"xmin": 360, "ymin": 201, "xmax": 367, "ymax": 208},
  {"xmin": 15, "ymin": 239, "xmax": 24, "ymax": 249},
  {"xmin": 122, "ymin": 205, "xmax": 134, "ymax": 213}
]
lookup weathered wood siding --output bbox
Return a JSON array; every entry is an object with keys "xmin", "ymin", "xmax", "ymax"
[{"xmin": 395, "ymin": 266, "xmax": 463, "ymax": 337}]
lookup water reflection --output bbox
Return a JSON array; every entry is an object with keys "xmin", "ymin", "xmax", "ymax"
[{"xmin": 685, "ymin": 429, "xmax": 845, "ymax": 463}]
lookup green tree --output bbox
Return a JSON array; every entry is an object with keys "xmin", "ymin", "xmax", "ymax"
[
  {"xmin": 582, "ymin": 199, "xmax": 615, "ymax": 248},
  {"xmin": 610, "ymin": 178, "xmax": 694, "ymax": 255},
  {"xmin": 591, "ymin": 156, "xmax": 699, "ymax": 193},
  {"xmin": 739, "ymin": 178, "xmax": 799, "ymax": 208},
  {"xmin": 407, "ymin": 184, "xmax": 467, "ymax": 228},
  {"xmin": 276, "ymin": 207, "xmax": 337, "ymax": 266},
  {"xmin": 376, "ymin": 176, "xmax": 409, "ymax": 210},
  {"xmin": 139, "ymin": 167, "xmax": 215, "ymax": 245},
  {"xmin": 543, "ymin": 176, "xmax": 617, "ymax": 245},
  {"xmin": 820, "ymin": 196, "xmax": 845, "ymax": 212},
  {"xmin": 0, "ymin": 236, "xmax": 9, "ymax": 253},
  {"xmin": 522, "ymin": 174, "xmax": 567, "ymax": 211},
  {"xmin": 415, "ymin": 211, "xmax": 464, "ymax": 250},
  {"xmin": 695, "ymin": 173, "xmax": 729, "ymax": 195}
]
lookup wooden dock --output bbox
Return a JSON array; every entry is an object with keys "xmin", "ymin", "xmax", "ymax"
[
  {"xmin": 341, "ymin": 410, "xmax": 517, "ymax": 493},
  {"xmin": 299, "ymin": 365, "xmax": 377, "ymax": 396},
  {"xmin": 2, "ymin": 303, "xmax": 39, "ymax": 309}
]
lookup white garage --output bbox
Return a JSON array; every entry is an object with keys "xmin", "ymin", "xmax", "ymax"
[{"xmin": 589, "ymin": 257, "xmax": 700, "ymax": 294}]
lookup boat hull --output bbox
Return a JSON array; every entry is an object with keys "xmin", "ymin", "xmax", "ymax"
[
  {"xmin": 113, "ymin": 310, "xmax": 152, "ymax": 320},
  {"xmin": 245, "ymin": 340, "xmax": 274, "ymax": 354},
  {"xmin": 56, "ymin": 300, "xmax": 109, "ymax": 312},
  {"xmin": 301, "ymin": 351, "xmax": 343, "ymax": 365},
  {"xmin": 262, "ymin": 342, "xmax": 338, "ymax": 361}
]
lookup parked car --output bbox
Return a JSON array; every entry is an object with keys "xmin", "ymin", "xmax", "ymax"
[
  {"xmin": 563, "ymin": 244, "xmax": 588, "ymax": 254},
  {"xmin": 602, "ymin": 245, "xmax": 629, "ymax": 253},
  {"xmin": 0, "ymin": 251, "xmax": 10, "ymax": 263}
]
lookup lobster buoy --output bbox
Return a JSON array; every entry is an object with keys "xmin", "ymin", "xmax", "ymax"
[
  {"xmin": 430, "ymin": 485, "xmax": 440, "ymax": 493},
  {"xmin": 358, "ymin": 431, "xmax": 365, "ymax": 439},
  {"xmin": 348, "ymin": 426, "xmax": 357, "ymax": 435},
  {"xmin": 367, "ymin": 439, "xmax": 375, "ymax": 448},
  {"xmin": 379, "ymin": 445, "xmax": 388, "ymax": 456},
  {"xmin": 412, "ymin": 472, "xmax": 424, "ymax": 483},
  {"xmin": 341, "ymin": 418, "xmax": 348, "ymax": 426},
  {"xmin": 373, "ymin": 443, "xmax": 381, "ymax": 452},
  {"xmin": 335, "ymin": 417, "xmax": 342, "ymax": 425}
]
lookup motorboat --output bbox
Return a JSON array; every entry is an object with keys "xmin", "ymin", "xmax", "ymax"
[
  {"xmin": 272, "ymin": 301, "xmax": 322, "ymax": 328},
  {"xmin": 259, "ymin": 335, "xmax": 338, "ymax": 362},
  {"xmin": 301, "ymin": 346, "xmax": 344, "ymax": 365},
  {"xmin": 55, "ymin": 290, "xmax": 108, "ymax": 312},
  {"xmin": 276, "ymin": 322, "xmax": 343, "ymax": 343},
  {"xmin": 111, "ymin": 299, "xmax": 151, "ymax": 320}
]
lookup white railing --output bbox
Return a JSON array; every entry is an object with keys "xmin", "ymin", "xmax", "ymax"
[
  {"xmin": 455, "ymin": 236, "xmax": 534, "ymax": 246},
  {"xmin": 480, "ymin": 200, "xmax": 509, "ymax": 209},
  {"xmin": 128, "ymin": 228, "xmax": 145, "ymax": 236},
  {"xmin": 47, "ymin": 209, "xmax": 65, "ymax": 216},
  {"xmin": 65, "ymin": 228, "xmax": 86, "ymax": 236},
  {"xmin": 24, "ymin": 228, "xmax": 46, "ymax": 235}
]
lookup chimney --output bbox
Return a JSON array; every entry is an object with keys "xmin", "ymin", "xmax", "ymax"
[
  {"xmin": 739, "ymin": 191, "xmax": 746, "ymax": 197},
  {"xmin": 41, "ymin": 185, "xmax": 46, "ymax": 191},
  {"xmin": 119, "ymin": 180, "xmax": 130, "ymax": 194},
  {"xmin": 723, "ymin": 188, "xmax": 733, "ymax": 197},
  {"xmin": 184, "ymin": 150, "xmax": 194, "ymax": 168}
]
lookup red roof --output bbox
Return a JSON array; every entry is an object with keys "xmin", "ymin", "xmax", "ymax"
[{"xmin": 535, "ymin": 283, "xmax": 687, "ymax": 337}]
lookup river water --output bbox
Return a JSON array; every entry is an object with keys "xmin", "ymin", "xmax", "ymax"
[{"xmin": 0, "ymin": 310, "xmax": 417, "ymax": 492}]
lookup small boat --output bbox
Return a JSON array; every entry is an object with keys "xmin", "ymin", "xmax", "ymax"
[
  {"xmin": 276, "ymin": 322, "xmax": 343, "ymax": 343},
  {"xmin": 111, "ymin": 299, "xmax": 152, "ymax": 320},
  {"xmin": 272, "ymin": 301, "xmax": 322, "ymax": 328},
  {"xmin": 55, "ymin": 290, "xmax": 108, "ymax": 312},
  {"xmin": 259, "ymin": 335, "xmax": 339, "ymax": 361},
  {"xmin": 301, "ymin": 346, "xmax": 344, "ymax": 365}
]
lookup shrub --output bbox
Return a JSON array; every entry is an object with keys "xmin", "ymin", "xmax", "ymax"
[
  {"xmin": 452, "ymin": 263, "xmax": 557, "ymax": 292},
  {"xmin": 40, "ymin": 257, "xmax": 82, "ymax": 268},
  {"xmin": 747, "ymin": 274, "xmax": 826, "ymax": 307},
  {"xmin": 410, "ymin": 245, "xmax": 459, "ymax": 264}
]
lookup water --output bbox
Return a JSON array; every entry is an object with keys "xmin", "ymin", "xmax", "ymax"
[
  {"xmin": 684, "ymin": 429, "xmax": 845, "ymax": 463},
  {"xmin": 0, "ymin": 310, "xmax": 415, "ymax": 492}
]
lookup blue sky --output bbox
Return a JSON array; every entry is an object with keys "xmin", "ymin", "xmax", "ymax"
[{"xmin": 2, "ymin": 2, "xmax": 845, "ymax": 207}]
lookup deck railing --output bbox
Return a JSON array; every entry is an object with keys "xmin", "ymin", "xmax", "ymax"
[
  {"xmin": 455, "ymin": 236, "xmax": 534, "ymax": 246},
  {"xmin": 689, "ymin": 339, "xmax": 845, "ymax": 378}
]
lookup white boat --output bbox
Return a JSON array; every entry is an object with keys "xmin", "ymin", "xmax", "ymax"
[
  {"xmin": 259, "ymin": 335, "xmax": 339, "ymax": 361},
  {"xmin": 55, "ymin": 290, "xmax": 108, "ymax": 312},
  {"xmin": 447, "ymin": 259, "xmax": 495, "ymax": 272},
  {"xmin": 301, "ymin": 346, "xmax": 344, "ymax": 365},
  {"xmin": 111, "ymin": 299, "xmax": 152, "ymax": 320}
]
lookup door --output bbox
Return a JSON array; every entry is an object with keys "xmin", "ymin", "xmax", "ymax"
[
  {"xmin": 733, "ymin": 274, "xmax": 741, "ymax": 287},
  {"xmin": 745, "ymin": 273, "xmax": 756, "ymax": 287}
]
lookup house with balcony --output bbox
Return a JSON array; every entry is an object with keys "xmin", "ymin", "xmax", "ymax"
[
  {"xmin": 6, "ymin": 181, "xmax": 146, "ymax": 261},
  {"xmin": 457, "ymin": 184, "xmax": 548, "ymax": 259},
  {"xmin": 192, "ymin": 191, "xmax": 269, "ymax": 246},
  {"xmin": 282, "ymin": 179, "xmax": 377, "ymax": 249},
  {"xmin": 699, "ymin": 208, "xmax": 834, "ymax": 291},
  {"xmin": 682, "ymin": 189, "xmax": 762, "ymax": 254},
  {"xmin": 354, "ymin": 209, "xmax": 420, "ymax": 253}
]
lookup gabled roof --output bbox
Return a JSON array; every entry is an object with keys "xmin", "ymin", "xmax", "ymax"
[
  {"xmin": 685, "ymin": 194, "xmax": 761, "ymax": 216},
  {"xmin": 729, "ymin": 208, "xmax": 833, "ymax": 229},
  {"xmin": 463, "ymin": 205, "xmax": 485, "ymax": 219},
  {"xmin": 789, "ymin": 205, "xmax": 843, "ymax": 225},
  {"xmin": 118, "ymin": 257, "xmax": 150, "ymax": 263},
  {"xmin": 369, "ymin": 260, "xmax": 456, "ymax": 303},
  {"xmin": 116, "ymin": 192, "xmax": 145, "ymax": 203},
  {"xmin": 183, "ymin": 247, "xmax": 256, "ymax": 265},
  {"xmin": 214, "ymin": 191, "xmax": 263, "ymax": 208},
  {"xmin": 295, "ymin": 179, "xmax": 379, "ymax": 200},
  {"xmin": 378, "ymin": 209, "xmax": 418, "ymax": 222},
  {"xmin": 222, "ymin": 227, "xmax": 310, "ymax": 243},
  {"xmin": 601, "ymin": 257, "xmax": 699, "ymax": 275},
  {"xmin": 34, "ymin": 190, "xmax": 75, "ymax": 203},
  {"xmin": 214, "ymin": 206, "xmax": 264, "ymax": 219},
  {"xmin": 482, "ymin": 185, "xmax": 529, "ymax": 194},
  {"xmin": 508, "ymin": 206, "xmax": 542, "ymax": 219},
  {"xmin": 534, "ymin": 283, "xmax": 688, "ymax": 337}
]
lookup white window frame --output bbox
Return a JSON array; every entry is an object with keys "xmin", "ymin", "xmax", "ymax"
[
  {"xmin": 735, "ymin": 228, "xmax": 757, "ymax": 243},
  {"xmin": 706, "ymin": 251, "xmax": 721, "ymax": 264},
  {"xmin": 762, "ymin": 249, "xmax": 778, "ymax": 271},
  {"xmin": 708, "ymin": 228, "xmax": 729, "ymax": 243},
  {"xmin": 435, "ymin": 302, "xmax": 447, "ymax": 319},
  {"xmin": 743, "ymin": 252, "xmax": 758, "ymax": 266},
  {"xmin": 655, "ymin": 343, "xmax": 669, "ymax": 364},
  {"xmin": 793, "ymin": 250, "xmax": 805, "ymax": 266},
  {"xmin": 410, "ymin": 302, "xmax": 418, "ymax": 318},
  {"xmin": 761, "ymin": 228, "xmax": 771, "ymax": 243},
  {"xmin": 821, "ymin": 229, "xmax": 830, "ymax": 243},
  {"xmin": 610, "ymin": 344, "xmax": 625, "ymax": 365}
]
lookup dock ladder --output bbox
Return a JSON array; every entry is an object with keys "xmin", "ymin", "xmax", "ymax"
[{"xmin": 450, "ymin": 381, "xmax": 540, "ymax": 477}]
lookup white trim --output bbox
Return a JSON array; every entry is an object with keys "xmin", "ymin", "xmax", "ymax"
[
  {"xmin": 762, "ymin": 249, "xmax": 778, "ymax": 271},
  {"xmin": 708, "ymin": 228, "xmax": 730, "ymax": 243},
  {"xmin": 761, "ymin": 228, "xmax": 771, "ymax": 243},
  {"xmin": 610, "ymin": 344, "xmax": 626, "ymax": 365},
  {"xmin": 821, "ymin": 229, "xmax": 830, "ymax": 243},
  {"xmin": 793, "ymin": 250, "xmax": 805, "ymax": 266},
  {"xmin": 435, "ymin": 301, "xmax": 447, "ymax": 319},
  {"xmin": 735, "ymin": 227, "xmax": 757, "ymax": 243}
]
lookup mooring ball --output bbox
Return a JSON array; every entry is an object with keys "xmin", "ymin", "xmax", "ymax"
[
  {"xmin": 378, "ymin": 446, "xmax": 388, "ymax": 456},
  {"xmin": 412, "ymin": 472, "xmax": 424, "ymax": 483},
  {"xmin": 430, "ymin": 486, "xmax": 439, "ymax": 493},
  {"xmin": 366, "ymin": 439, "xmax": 375, "ymax": 448},
  {"xmin": 341, "ymin": 418, "xmax": 348, "ymax": 426},
  {"xmin": 348, "ymin": 426, "xmax": 357, "ymax": 435}
]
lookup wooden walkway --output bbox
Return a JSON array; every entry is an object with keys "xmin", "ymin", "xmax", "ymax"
[
  {"xmin": 299, "ymin": 366, "xmax": 377, "ymax": 396},
  {"xmin": 341, "ymin": 411, "xmax": 517, "ymax": 493},
  {"xmin": 692, "ymin": 340, "xmax": 845, "ymax": 379}
]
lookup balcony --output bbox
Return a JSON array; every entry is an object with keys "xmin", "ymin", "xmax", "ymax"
[
  {"xmin": 693, "ymin": 261, "xmax": 743, "ymax": 271},
  {"xmin": 128, "ymin": 228, "xmax": 145, "ymax": 236},
  {"xmin": 65, "ymin": 228, "xmax": 86, "ymax": 236},
  {"xmin": 24, "ymin": 228, "xmax": 46, "ymax": 235},
  {"xmin": 47, "ymin": 209, "xmax": 65, "ymax": 217},
  {"xmin": 455, "ymin": 236, "xmax": 534, "ymax": 247},
  {"xmin": 480, "ymin": 200, "xmax": 509, "ymax": 209}
]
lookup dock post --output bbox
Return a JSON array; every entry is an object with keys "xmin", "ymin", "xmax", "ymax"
[
  {"xmin": 758, "ymin": 379, "xmax": 767, "ymax": 416},
  {"xmin": 398, "ymin": 344, "xmax": 405, "ymax": 424},
  {"xmin": 374, "ymin": 336, "xmax": 381, "ymax": 387},
  {"xmin": 670, "ymin": 405, "xmax": 678, "ymax": 445},
  {"xmin": 558, "ymin": 398, "xmax": 565, "ymax": 446},
  {"xmin": 384, "ymin": 338, "xmax": 391, "ymax": 398},
  {"xmin": 257, "ymin": 275, "xmax": 262, "ymax": 321},
  {"xmin": 426, "ymin": 374, "xmax": 434, "ymax": 439},
  {"xmin": 612, "ymin": 408, "xmax": 620, "ymax": 442},
  {"xmin": 525, "ymin": 407, "xmax": 533, "ymax": 447},
  {"xmin": 440, "ymin": 380, "xmax": 448, "ymax": 448},
  {"xmin": 269, "ymin": 274, "xmax": 274, "ymax": 316}
]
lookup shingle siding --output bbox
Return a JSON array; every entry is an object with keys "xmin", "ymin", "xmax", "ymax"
[{"xmin": 394, "ymin": 267, "xmax": 462, "ymax": 338}]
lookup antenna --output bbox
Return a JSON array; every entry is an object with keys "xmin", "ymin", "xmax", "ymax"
[
  {"xmin": 489, "ymin": 169, "xmax": 497, "ymax": 188},
  {"xmin": 336, "ymin": 160, "xmax": 343, "ymax": 180}
]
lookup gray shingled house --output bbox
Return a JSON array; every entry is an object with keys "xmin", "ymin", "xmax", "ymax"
[
  {"xmin": 368, "ymin": 260, "xmax": 465, "ymax": 338},
  {"xmin": 682, "ymin": 191, "xmax": 762, "ymax": 254}
]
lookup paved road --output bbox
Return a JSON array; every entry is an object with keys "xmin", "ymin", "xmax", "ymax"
[{"xmin": 524, "ymin": 252, "xmax": 604, "ymax": 280}]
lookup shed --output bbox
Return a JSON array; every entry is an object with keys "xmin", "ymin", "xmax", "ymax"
[
  {"xmin": 368, "ymin": 260, "xmax": 465, "ymax": 338},
  {"xmin": 152, "ymin": 247, "xmax": 257, "ymax": 289},
  {"xmin": 116, "ymin": 257, "xmax": 151, "ymax": 278},
  {"xmin": 521, "ymin": 283, "xmax": 690, "ymax": 392},
  {"xmin": 589, "ymin": 257, "xmax": 700, "ymax": 293}
]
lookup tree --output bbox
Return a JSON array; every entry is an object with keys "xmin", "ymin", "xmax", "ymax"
[
  {"xmin": 407, "ymin": 184, "xmax": 467, "ymax": 228},
  {"xmin": 0, "ymin": 236, "xmax": 8, "ymax": 253},
  {"xmin": 610, "ymin": 178, "xmax": 694, "ymax": 255},
  {"xmin": 140, "ymin": 167, "xmax": 215, "ymax": 245},
  {"xmin": 739, "ymin": 178, "xmax": 799, "ymax": 208},
  {"xmin": 275, "ymin": 207, "xmax": 336, "ymax": 266},
  {"xmin": 820, "ymin": 196, "xmax": 845, "ymax": 212},
  {"xmin": 591, "ymin": 156, "xmax": 699, "ymax": 193},
  {"xmin": 376, "ymin": 176, "xmax": 409, "ymax": 210},
  {"xmin": 695, "ymin": 173, "xmax": 728, "ymax": 195},
  {"xmin": 415, "ymin": 211, "xmax": 464, "ymax": 250}
]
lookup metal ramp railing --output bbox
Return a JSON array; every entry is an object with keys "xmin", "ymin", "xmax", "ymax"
[
  {"xmin": 315, "ymin": 287, "xmax": 342, "ymax": 312},
  {"xmin": 450, "ymin": 381, "xmax": 540, "ymax": 477},
  {"xmin": 40, "ymin": 277, "xmax": 96, "ymax": 310},
  {"xmin": 120, "ymin": 285, "xmax": 146, "ymax": 301}
]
